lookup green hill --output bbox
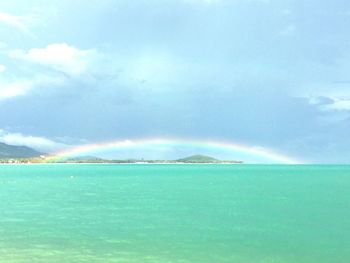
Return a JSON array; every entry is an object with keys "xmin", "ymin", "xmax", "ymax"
[
  {"xmin": 0, "ymin": 142, "xmax": 42, "ymax": 159},
  {"xmin": 176, "ymin": 154, "xmax": 220, "ymax": 163}
]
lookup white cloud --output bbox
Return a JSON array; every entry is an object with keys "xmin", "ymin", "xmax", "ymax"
[
  {"xmin": 279, "ymin": 24, "xmax": 297, "ymax": 36},
  {"xmin": 183, "ymin": 0, "xmax": 269, "ymax": 4},
  {"xmin": 0, "ymin": 42, "xmax": 7, "ymax": 49},
  {"xmin": 0, "ymin": 130, "xmax": 67, "ymax": 152},
  {"xmin": 182, "ymin": 0, "xmax": 222, "ymax": 5},
  {"xmin": 0, "ymin": 80, "xmax": 32, "ymax": 99},
  {"xmin": 0, "ymin": 75, "xmax": 65, "ymax": 101},
  {"xmin": 0, "ymin": 12, "xmax": 36, "ymax": 36},
  {"xmin": 201, "ymin": 0, "xmax": 219, "ymax": 3},
  {"xmin": 119, "ymin": 50, "xmax": 190, "ymax": 89},
  {"xmin": 1, "ymin": 43, "xmax": 97, "ymax": 101},
  {"xmin": 325, "ymin": 98, "xmax": 350, "ymax": 111},
  {"xmin": 281, "ymin": 9, "xmax": 292, "ymax": 16},
  {"xmin": 308, "ymin": 95, "xmax": 350, "ymax": 111},
  {"xmin": 127, "ymin": 53, "xmax": 178, "ymax": 84},
  {"xmin": 10, "ymin": 43, "xmax": 97, "ymax": 76},
  {"xmin": 0, "ymin": 65, "xmax": 6, "ymax": 73}
]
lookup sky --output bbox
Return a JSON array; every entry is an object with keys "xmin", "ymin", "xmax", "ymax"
[{"xmin": 0, "ymin": 0, "xmax": 350, "ymax": 163}]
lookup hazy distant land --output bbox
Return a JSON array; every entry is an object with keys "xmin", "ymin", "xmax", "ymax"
[
  {"xmin": 0, "ymin": 143, "xmax": 242, "ymax": 164},
  {"xmin": 0, "ymin": 154, "xmax": 243, "ymax": 164},
  {"xmin": 55, "ymin": 154, "xmax": 243, "ymax": 164}
]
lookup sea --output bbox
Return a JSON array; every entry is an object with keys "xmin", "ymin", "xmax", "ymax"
[{"xmin": 0, "ymin": 164, "xmax": 349, "ymax": 263}]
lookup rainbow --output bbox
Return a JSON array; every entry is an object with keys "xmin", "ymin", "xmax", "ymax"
[{"xmin": 45, "ymin": 138, "xmax": 302, "ymax": 164}]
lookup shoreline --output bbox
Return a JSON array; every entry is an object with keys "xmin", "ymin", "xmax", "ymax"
[{"xmin": 0, "ymin": 162, "xmax": 244, "ymax": 165}]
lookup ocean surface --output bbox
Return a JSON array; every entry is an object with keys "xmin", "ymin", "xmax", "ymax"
[{"xmin": 0, "ymin": 164, "xmax": 349, "ymax": 263}]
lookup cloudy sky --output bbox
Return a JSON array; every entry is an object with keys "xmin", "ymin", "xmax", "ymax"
[{"xmin": 0, "ymin": 0, "xmax": 350, "ymax": 163}]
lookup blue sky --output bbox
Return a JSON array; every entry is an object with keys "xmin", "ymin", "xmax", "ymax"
[{"xmin": 0, "ymin": 0, "xmax": 350, "ymax": 163}]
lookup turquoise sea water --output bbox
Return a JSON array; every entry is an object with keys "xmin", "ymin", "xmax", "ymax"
[{"xmin": 0, "ymin": 164, "xmax": 349, "ymax": 263}]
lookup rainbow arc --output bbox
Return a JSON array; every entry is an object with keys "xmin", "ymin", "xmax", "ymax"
[{"xmin": 46, "ymin": 138, "xmax": 301, "ymax": 164}]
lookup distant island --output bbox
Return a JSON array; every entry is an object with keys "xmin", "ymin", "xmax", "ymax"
[
  {"xmin": 0, "ymin": 143, "xmax": 243, "ymax": 164},
  {"xmin": 55, "ymin": 154, "xmax": 243, "ymax": 164}
]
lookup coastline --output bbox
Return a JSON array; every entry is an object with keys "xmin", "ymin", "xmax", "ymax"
[{"xmin": 0, "ymin": 162, "xmax": 244, "ymax": 165}]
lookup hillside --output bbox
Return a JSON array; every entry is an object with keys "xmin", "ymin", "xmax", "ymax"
[
  {"xmin": 176, "ymin": 154, "xmax": 220, "ymax": 163},
  {"xmin": 0, "ymin": 142, "xmax": 42, "ymax": 159}
]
